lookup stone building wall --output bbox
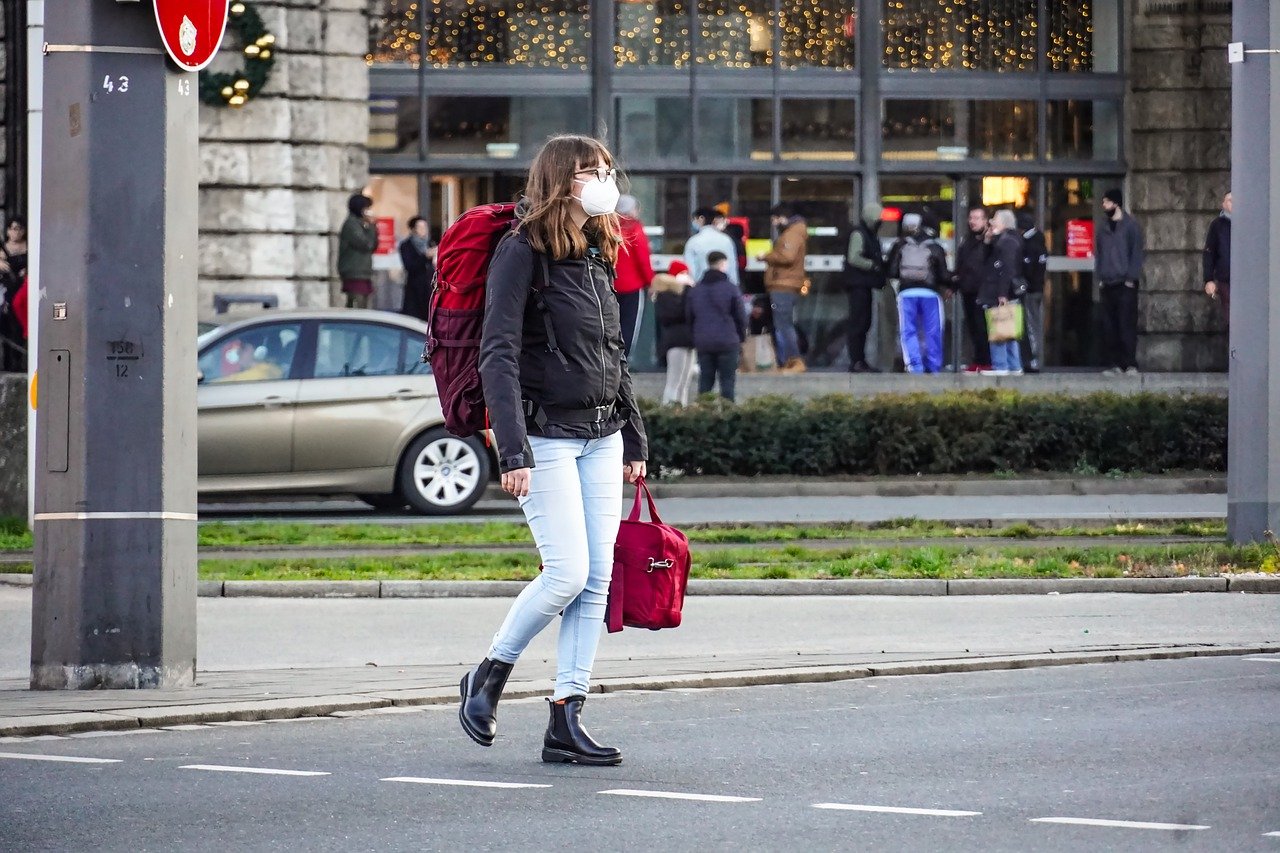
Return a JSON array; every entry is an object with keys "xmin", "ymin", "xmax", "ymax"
[
  {"xmin": 1129, "ymin": 1, "xmax": 1233, "ymax": 371},
  {"xmin": 197, "ymin": 0, "xmax": 371, "ymax": 321}
]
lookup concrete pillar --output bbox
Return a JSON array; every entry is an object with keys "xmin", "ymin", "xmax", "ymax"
[
  {"xmin": 30, "ymin": 1, "xmax": 197, "ymax": 689},
  {"xmin": 1227, "ymin": 2, "xmax": 1280, "ymax": 544}
]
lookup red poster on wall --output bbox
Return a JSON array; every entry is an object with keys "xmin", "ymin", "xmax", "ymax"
[
  {"xmin": 1066, "ymin": 219, "xmax": 1094, "ymax": 259},
  {"xmin": 375, "ymin": 217, "xmax": 397, "ymax": 255}
]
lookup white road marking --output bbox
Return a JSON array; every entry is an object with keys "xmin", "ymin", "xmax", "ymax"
[
  {"xmin": 1264, "ymin": 830, "xmax": 1280, "ymax": 837},
  {"xmin": 179, "ymin": 764, "xmax": 329, "ymax": 777},
  {"xmin": 1032, "ymin": 817, "xmax": 1209, "ymax": 831},
  {"xmin": 161, "ymin": 724, "xmax": 210, "ymax": 731},
  {"xmin": 1242, "ymin": 656, "xmax": 1280, "ymax": 664},
  {"xmin": 599, "ymin": 789, "xmax": 761, "ymax": 803},
  {"xmin": 814, "ymin": 803, "xmax": 981, "ymax": 817},
  {"xmin": 0, "ymin": 751, "xmax": 121, "ymax": 764},
  {"xmin": 382, "ymin": 776, "xmax": 551, "ymax": 789}
]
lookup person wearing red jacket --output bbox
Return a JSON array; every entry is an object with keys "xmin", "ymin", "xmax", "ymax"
[
  {"xmin": 13, "ymin": 277, "xmax": 27, "ymax": 339},
  {"xmin": 614, "ymin": 195, "xmax": 654, "ymax": 356}
]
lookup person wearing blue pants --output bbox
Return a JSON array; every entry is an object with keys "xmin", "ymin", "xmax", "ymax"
[{"xmin": 885, "ymin": 213, "xmax": 951, "ymax": 374}]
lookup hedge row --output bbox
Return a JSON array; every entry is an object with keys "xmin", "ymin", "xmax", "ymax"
[{"xmin": 639, "ymin": 391, "xmax": 1227, "ymax": 477}]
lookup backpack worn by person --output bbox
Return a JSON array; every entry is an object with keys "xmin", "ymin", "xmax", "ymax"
[
  {"xmin": 897, "ymin": 240, "xmax": 934, "ymax": 286},
  {"xmin": 422, "ymin": 203, "xmax": 553, "ymax": 436}
]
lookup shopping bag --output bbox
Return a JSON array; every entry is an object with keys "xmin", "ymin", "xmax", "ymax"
[
  {"xmin": 986, "ymin": 303, "xmax": 1024, "ymax": 343},
  {"xmin": 606, "ymin": 477, "xmax": 691, "ymax": 634}
]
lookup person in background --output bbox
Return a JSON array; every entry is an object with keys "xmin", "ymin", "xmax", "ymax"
[
  {"xmin": 978, "ymin": 210, "xmax": 1027, "ymax": 377},
  {"xmin": 1203, "ymin": 191, "xmax": 1232, "ymax": 323},
  {"xmin": 0, "ymin": 216, "xmax": 26, "ymax": 372},
  {"xmin": 338, "ymin": 194, "xmax": 379, "ymax": 310},
  {"xmin": 954, "ymin": 205, "xmax": 992, "ymax": 372},
  {"xmin": 614, "ymin": 195, "xmax": 655, "ymax": 356},
  {"xmin": 1016, "ymin": 211, "xmax": 1048, "ymax": 373},
  {"xmin": 2, "ymin": 216, "xmax": 27, "ymax": 282},
  {"xmin": 1095, "ymin": 188, "xmax": 1145, "ymax": 376},
  {"xmin": 399, "ymin": 215, "xmax": 436, "ymax": 321},
  {"xmin": 844, "ymin": 202, "xmax": 885, "ymax": 373},
  {"xmin": 760, "ymin": 203, "xmax": 809, "ymax": 374},
  {"xmin": 686, "ymin": 251, "xmax": 747, "ymax": 401},
  {"xmin": 885, "ymin": 213, "xmax": 951, "ymax": 374},
  {"xmin": 683, "ymin": 207, "xmax": 739, "ymax": 286},
  {"xmin": 651, "ymin": 260, "xmax": 697, "ymax": 406}
]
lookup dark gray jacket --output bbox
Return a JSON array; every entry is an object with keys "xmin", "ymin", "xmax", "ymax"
[
  {"xmin": 478, "ymin": 229, "xmax": 647, "ymax": 473},
  {"xmin": 978, "ymin": 230, "xmax": 1027, "ymax": 308},
  {"xmin": 1095, "ymin": 212, "xmax": 1145, "ymax": 285},
  {"xmin": 686, "ymin": 269, "xmax": 747, "ymax": 353}
]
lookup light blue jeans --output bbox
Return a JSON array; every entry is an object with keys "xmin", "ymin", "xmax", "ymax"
[{"xmin": 487, "ymin": 431, "xmax": 623, "ymax": 699}]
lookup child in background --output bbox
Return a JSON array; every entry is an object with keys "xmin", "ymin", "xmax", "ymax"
[{"xmin": 685, "ymin": 251, "xmax": 747, "ymax": 401}]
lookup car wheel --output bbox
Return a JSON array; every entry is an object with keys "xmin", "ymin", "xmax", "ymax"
[
  {"xmin": 398, "ymin": 428, "xmax": 491, "ymax": 515},
  {"xmin": 357, "ymin": 493, "xmax": 408, "ymax": 511}
]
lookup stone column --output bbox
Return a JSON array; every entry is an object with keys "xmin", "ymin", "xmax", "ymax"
[
  {"xmin": 1127, "ymin": 4, "xmax": 1232, "ymax": 371},
  {"xmin": 197, "ymin": 0, "xmax": 370, "ymax": 319}
]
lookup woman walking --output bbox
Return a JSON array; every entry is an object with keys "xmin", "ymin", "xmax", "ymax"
[{"xmin": 461, "ymin": 135, "xmax": 648, "ymax": 765}]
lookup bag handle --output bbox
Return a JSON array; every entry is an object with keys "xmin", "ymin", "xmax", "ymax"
[{"xmin": 627, "ymin": 476, "xmax": 663, "ymax": 524}]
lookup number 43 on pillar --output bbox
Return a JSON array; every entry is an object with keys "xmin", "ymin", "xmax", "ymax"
[{"xmin": 151, "ymin": 0, "xmax": 231, "ymax": 72}]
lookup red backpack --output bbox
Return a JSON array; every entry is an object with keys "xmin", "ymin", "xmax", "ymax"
[{"xmin": 423, "ymin": 203, "xmax": 552, "ymax": 436}]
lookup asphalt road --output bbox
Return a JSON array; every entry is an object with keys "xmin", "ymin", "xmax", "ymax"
[
  {"xmin": 2, "ymin": 656, "xmax": 1277, "ymax": 852},
  {"xmin": 198, "ymin": 492, "xmax": 1227, "ymax": 525}
]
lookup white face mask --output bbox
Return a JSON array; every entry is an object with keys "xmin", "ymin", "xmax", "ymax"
[{"xmin": 575, "ymin": 176, "xmax": 620, "ymax": 217}]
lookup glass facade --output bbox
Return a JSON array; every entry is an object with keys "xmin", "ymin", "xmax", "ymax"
[{"xmin": 367, "ymin": 0, "xmax": 1126, "ymax": 369}]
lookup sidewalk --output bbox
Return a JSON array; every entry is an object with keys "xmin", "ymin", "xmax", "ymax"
[{"xmin": 2, "ymin": 589, "xmax": 1276, "ymax": 738}]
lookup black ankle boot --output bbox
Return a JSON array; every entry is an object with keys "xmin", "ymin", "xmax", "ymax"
[
  {"xmin": 459, "ymin": 658, "xmax": 513, "ymax": 747},
  {"xmin": 542, "ymin": 695, "xmax": 622, "ymax": 766}
]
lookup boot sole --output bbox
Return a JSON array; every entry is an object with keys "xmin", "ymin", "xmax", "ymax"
[
  {"xmin": 541, "ymin": 746, "xmax": 622, "ymax": 766},
  {"xmin": 458, "ymin": 673, "xmax": 494, "ymax": 747}
]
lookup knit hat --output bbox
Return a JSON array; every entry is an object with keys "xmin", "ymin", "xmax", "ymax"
[
  {"xmin": 1103, "ymin": 188, "xmax": 1124, "ymax": 207},
  {"xmin": 902, "ymin": 212, "xmax": 923, "ymax": 232},
  {"xmin": 668, "ymin": 260, "xmax": 689, "ymax": 276}
]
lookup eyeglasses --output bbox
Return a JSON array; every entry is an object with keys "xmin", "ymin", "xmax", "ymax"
[{"xmin": 575, "ymin": 167, "xmax": 617, "ymax": 184}]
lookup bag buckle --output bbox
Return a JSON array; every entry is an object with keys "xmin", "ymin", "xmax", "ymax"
[
  {"xmin": 647, "ymin": 557, "xmax": 674, "ymax": 573},
  {"xmin": 593, "ymin": 405, "xmax": 610, "ymax": 423}
]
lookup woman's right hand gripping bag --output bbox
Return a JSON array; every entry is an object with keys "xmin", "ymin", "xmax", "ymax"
[{"xmin": 606, "ymin": 477, "xmax": 691, "ymax": 633}]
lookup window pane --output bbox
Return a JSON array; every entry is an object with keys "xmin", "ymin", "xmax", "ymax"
[
  {"xmin": 369, "ymin": 96, "xmax": 421, "ymax": 155},
  {"xmin": 1046, "ymin": 101, "xmax": 1121, "ymax": 160},
  {"xmin": 428, "ymin": 96, "xmax": 590, "ymax": 159},
  {"xmin": 1048, "ymin": 0, "xmax": 1119, "ymax": 73},
  {"xmin": 616, "ymin": 97, "xmax": 692, "ymax": 162},
  {"xmin": 882, "ymin": 0, "xmax": 1037, "ymax": 72},
  {"xmin": 421, "ymin": 0, "xmax": 589, "ymax": 68},
  {"xmin": 779, "ymin": 0, "xmax": 856, "ymax": 70},
  {"xmin": 696, "ymin": 98, "xmax": 771, "ymax": 162},
  {"xmin": 315, "ymin": 323, "xmax": 404, "ymax": 378},
  {"xmin": 697, "ymin": 0, "xmax": 773, "ymax": 67},
  {"xmin": 616, "ymin": 0, "xmax": 691, "ymax": 67},
  {"xmin": 779, "ymin": 177, "xmax": 858, "ymax": 367},
  {"xmin": 780, "ymin": 99, "xmax": 855, "ymax": 162},
  {"xmin": 882, "ymin": 100, "xmax": 1036, "ymax": 161},
  {"xmin": 199, "ymin": 324, "xmax": 303, "ymax": 384},
  {"xmin": 368, "ymin": 0, "xmax": 421, "ymax": 66}
]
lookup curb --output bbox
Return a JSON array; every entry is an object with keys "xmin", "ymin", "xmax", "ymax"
[
  {"xmin": 2, "ymin": 643, "xmax": 1275, "ymax": 738},
  {"xmin": 635, "ymin": 476, "xmax": 1226, "ymax": 500},
  {"xmin": 4, "ymin": 575, "xmax": 1279, "ymax": 596}
]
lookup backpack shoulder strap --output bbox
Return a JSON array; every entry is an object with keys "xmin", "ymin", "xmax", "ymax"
[{"xmin": 526, "ymin": 248, "xmax": 568, "ymax": 368}]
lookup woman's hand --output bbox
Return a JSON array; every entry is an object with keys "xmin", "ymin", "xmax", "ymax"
[
  {"xmin": 501, "ymin": 467, "xmax": 532, "ymax": 498},
  {"xmin": 624, "ymin": 461, "xmax": 647, "ymax": 483}
]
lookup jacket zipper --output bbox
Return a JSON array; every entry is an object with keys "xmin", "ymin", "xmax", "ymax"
[{"xmin": 585, "ymin": 256, "xmax": 607, "ymax": 404}]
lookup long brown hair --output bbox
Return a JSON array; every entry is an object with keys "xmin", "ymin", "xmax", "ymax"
[{"xmin": 517, "ymin": 135, "xmax": 623, "ymax": 265}]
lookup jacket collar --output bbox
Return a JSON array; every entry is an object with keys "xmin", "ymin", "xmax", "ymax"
[{"xmin": 699, "ymin": 269, "xmax": 732, "ymax": 286}]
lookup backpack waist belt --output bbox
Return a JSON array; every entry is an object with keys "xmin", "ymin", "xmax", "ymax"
[{"xmin": 523, "ymin": 399, "xmax": 616, "ymax": 429}]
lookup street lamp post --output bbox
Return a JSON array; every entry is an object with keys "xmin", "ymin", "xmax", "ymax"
[
  {"xmin": 1227, "ymin": 3, "xmax": 1280, "ymax": 544},
  {"xmin": 29, "ymin": 1, "xmax": 199, "ymax": 689}
]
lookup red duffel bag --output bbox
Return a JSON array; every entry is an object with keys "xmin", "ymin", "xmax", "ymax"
[{"xmin": 606, "ymin": 477, "xmax": 691, "ymax": 634}]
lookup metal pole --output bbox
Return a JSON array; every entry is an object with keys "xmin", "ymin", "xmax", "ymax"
[
  {"xmin": 1227, "ymin": 4, "xmax": 1280, "ymax": 544},
  {"xmin": 25, "ymin": 0, "xmax": 43, "ymax": 529},
  {"xmin": 30, "ymin": 1, "xmax": 198, "ymax": 689}
]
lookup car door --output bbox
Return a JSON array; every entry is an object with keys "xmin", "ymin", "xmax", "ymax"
[
  {"xmin": 197, "ymin": 321, "xmax": 305, "ymax": 476},
  {"xmin": 291, "ymin": 320, "xmax": 437, "ymax": 473}
]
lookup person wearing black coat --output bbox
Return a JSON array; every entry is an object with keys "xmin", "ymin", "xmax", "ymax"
[
  {"xmin": 1203, "ymin": 192, "xmax": 1232, "ymax": 320},
  {"xmin": 978, "ymin": 210, "xmax": 1027, "ymax": 376},
  {"xmin": 1016, "ymin": 211, "xmax": 1049, "ymax": 372},
  {"xmin": 954, "ymin": 206, "xmax": 992, "ymax": 370},
  {"xmin": 398, "ymin": 216, "xmax": 436, "ymax": 321},
  {"xmin": 651, "ymin": 262, "xmax": 696, "ymax": 405},
  {"xmin": 686, "ymin": 252, "xmax": 748, "ymax": 401}
]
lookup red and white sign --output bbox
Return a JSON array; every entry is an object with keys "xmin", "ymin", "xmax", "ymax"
[
  {"xmin": 375, "ymin": 218, "xmax": 398, "ymax": 255},
  {"xmin": 1065, "ymin": 218, "xmax": 1094, "ymax": 259},
  {"xmin": 154, "ymin": 0, "xmax": 231, "ymax": 72}
]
